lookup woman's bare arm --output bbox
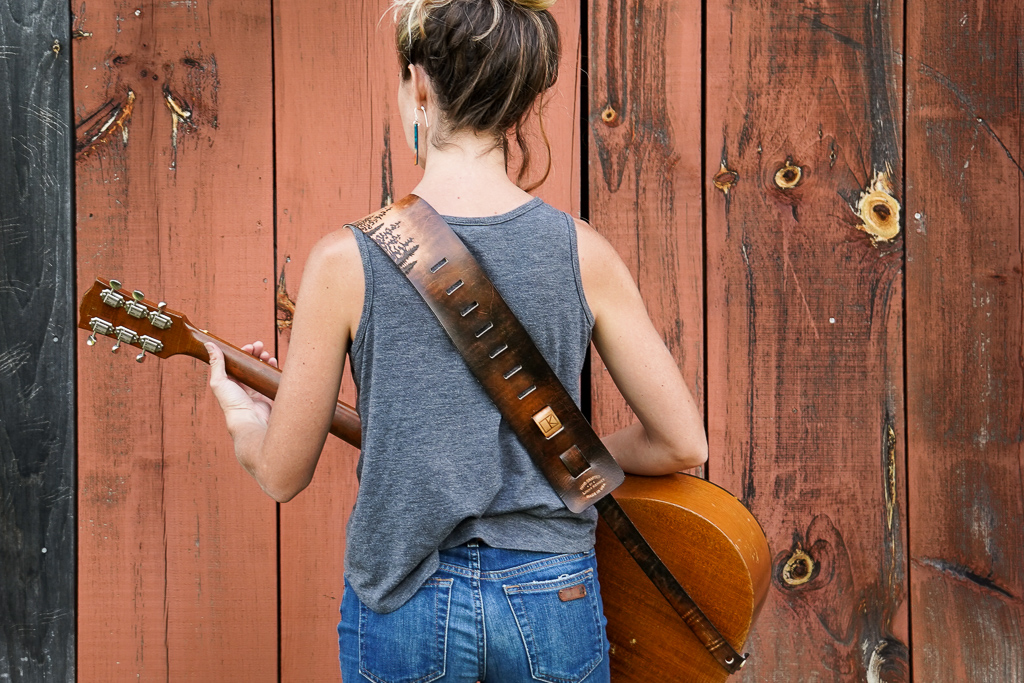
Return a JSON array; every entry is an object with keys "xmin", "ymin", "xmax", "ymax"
[
  {"xmin": 207, "ymin": 228, "xmax": 364, "ymax": 502},
  {"xmin": 575, "ymin": 218, "xmax": 708, "ymax": 475}
]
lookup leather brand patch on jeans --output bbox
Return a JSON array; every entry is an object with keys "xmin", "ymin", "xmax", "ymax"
[{"xmin": 558, "ymin": 583, "xmax": 587, "ymax": 602}]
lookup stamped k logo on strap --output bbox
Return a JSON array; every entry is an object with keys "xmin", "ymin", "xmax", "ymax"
[{"xmin": 532, "ymin": 406, "xmax": 564, "ymax": 439}]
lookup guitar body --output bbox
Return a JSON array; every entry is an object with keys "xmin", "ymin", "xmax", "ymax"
[{"xmin": 596, "ymin": 473, "xmax": 771, "ymax": 682}]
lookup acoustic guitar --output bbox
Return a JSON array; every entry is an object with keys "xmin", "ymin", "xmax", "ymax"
[{"xmin": 79, "ymin": 277, "xmax": 771, "ymax": 681}]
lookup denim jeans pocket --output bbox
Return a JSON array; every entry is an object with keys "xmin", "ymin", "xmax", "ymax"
[
  {"xmin": 358, "ymin": 577, "xmax": 453, "ymax": 683},
  {"xmin": 503, "ymin": 568, "xmax": 604, "ymax": 683}
]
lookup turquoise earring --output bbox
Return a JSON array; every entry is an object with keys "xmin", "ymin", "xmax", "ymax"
[
  {"xmin": 413, "ymin": 106, "xmax": 428, "ymax": 166},
  {"xmin": 413, "ymin": 116, "xmax": 419, "ymax": 165}
]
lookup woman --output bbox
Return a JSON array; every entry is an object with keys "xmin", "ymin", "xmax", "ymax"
[{"xmin": 206, "ymin": 0, "xmax": 707, "ymax": 680}]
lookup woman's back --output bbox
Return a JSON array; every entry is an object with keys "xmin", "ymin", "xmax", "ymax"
[{"xmin": 346, "ymin": 198, "xmax": 596, "ymax": 613}]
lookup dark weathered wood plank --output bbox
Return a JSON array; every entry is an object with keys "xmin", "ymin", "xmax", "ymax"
[
  {"xmin": 704, "ymin": 0, "xmax": 908, "ymax": 678},
  {"xmin": 0, "ymin": 1, "xmax": 74, "ymax": 680},
  {"xmin": 73, "ymin": 0, "xmax": 277, "ymax": 677},
  {"xmin": 905, "ymin": 0, "xmax": 1024, "ymax": 679}
]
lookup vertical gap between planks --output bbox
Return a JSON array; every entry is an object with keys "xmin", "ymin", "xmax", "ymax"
[
  {"xmin": 579, "ymin": 0, "xmax": 592, "ymax": 423},
  {"xmin": 901, "ymin": 0, "xmax": 913, "ymax": 676},
  {"xmin": 700, "ymin": 0, "xmax": 709, "ymax": 482},
  {"xmin": 268, "ymin": 0, "xmax": 282, "ymax": 678},
  {"xmin": 68, "ymin": 0, "xmax": 81, "ymax": 672}
]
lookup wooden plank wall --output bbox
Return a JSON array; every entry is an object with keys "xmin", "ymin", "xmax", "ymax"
[
  {"xmin": 0, "ymin": 0, "xmax": 1019, "ymax": 679},
  {"xmin": 0, "ymin": 1, "xmax": 75, "ymax": 680}
]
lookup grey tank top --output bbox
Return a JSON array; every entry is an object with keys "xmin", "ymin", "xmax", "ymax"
[{"xmin": 345, "ymin": 197, "xmax": 596, "ymax": 613}]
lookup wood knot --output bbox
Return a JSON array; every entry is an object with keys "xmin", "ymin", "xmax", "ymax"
[
  {"xmin": 600, "ymin": 105, "xmax": 618, "ymax": 125},
  {"xmin": 782, "ymin": 548, "xmax": 814, "ymax": 586},
  {"xmin": 276, "ymin": 266, "xmax": 296, "ymax": 330},
  {"xmin": 713, "ymin": 163, "xmax": 738, "ymax": 195},
  {"xmin": 774, "ymin": 161, "xmax": 802, "ymax": 189},
  {"xmin": 857, "ymin": 167, "xmax": 900, "ymax": 244}
]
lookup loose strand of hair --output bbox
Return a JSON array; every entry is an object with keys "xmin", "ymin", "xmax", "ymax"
[
  {"xmin": 528, "ymin": 93, "xmax": 553, "ymax": 192},
  {"xmin": 514, "ymin": 121, "xmax": 532, "ymax": 189}
]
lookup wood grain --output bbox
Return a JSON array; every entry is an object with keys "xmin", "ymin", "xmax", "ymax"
[
  {"xmin": 73, "ymin": 0, "xmax": 277, "ymax": 678},
  {"xmin": 587, "ymin": 0, "xmax": 705, "ymax": 447},
  {"xmin": 272, "ymin": 2, "xmax": 406, "ymax": 678},
  {"xmin": 272, "ymin": 2, "xmax": 581, "ymax": 679},
  {"xmin": 905, "ymin": 0, "xmax": 1024, "ymax": 679},
  {"xmin": 0, "ymin": 1, "xmax": 74, "ymax": 680},
  {"xmin": 704, "ymin": 0, "xmax": 908, "ymax": 678}
]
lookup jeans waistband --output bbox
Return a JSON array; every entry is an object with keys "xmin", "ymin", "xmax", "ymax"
[{"xmin": 437, "ymin": 543, "xmax": 595, "ymax": 581}]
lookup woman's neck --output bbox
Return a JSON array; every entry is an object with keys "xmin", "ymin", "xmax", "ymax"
[{"xmin": 411, "ymin": 130, "xmax": 534, "ymax": 217}]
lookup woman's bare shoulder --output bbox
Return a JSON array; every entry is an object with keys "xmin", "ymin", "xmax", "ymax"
[
  {"xmin": 307, "ymin": 226, "xmax": 361, "ymax": 269},
  {"xmin": 571, "ymin": 216, "xmax": 639, "ymax": 322}
]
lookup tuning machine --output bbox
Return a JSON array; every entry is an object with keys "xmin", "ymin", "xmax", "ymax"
[
  {"xmin": 134, "ymin": 335, "xmax": 164, "ymax": 363},
  {"xmin": 147, "ymin": 301, "xmax": 172, "ymax": 330},
  {"xmin": 87, "ymin": 317, "xmax": 114, "ymax": 346},
  {"xmin": 110, "ymin": 326, "xmax": 140, "ymax": 354},
  {"xmin": 100, "ymin": 279, "xmax": 126, "ymax": 309},
  {"xmin": 124, "ymin": 289, "xmax": 149, "ymax": 319}
]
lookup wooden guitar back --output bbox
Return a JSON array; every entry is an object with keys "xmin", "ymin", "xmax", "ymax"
[{"xmin": 595, "ymin": 474, "xmax": 771, "ymax": 681}]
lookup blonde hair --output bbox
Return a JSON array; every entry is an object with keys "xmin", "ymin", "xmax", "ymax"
[{"xmin": 392, "ymin": 0, "xmax": 560, "ymax": 191}]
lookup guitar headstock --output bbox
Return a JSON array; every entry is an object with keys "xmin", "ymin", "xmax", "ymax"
[{"xmin": 78, "ymin": 278, "xmax": 205, "ymax": 363}]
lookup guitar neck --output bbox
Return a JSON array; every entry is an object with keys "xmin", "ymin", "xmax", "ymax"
[{"xmin": 190, "ymin": 328, "xmax": 362, "ymax": 448}]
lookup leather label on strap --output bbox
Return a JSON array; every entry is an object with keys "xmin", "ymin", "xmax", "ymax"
[
  {"xmin": 532, "ymin": 406, "xmax": 564, "ymax": 439},
  {"xmin": 558, "ymin": 584, "xmax": 587, "ymax": 602},
  {"xmin": 580, "ymin": 474, "xmax": 607, "ymax": 499}
]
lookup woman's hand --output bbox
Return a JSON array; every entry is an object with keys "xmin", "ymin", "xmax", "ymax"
[{"xmin": 206, "ymin": 340, "xmax": 278, "ymax": 431}]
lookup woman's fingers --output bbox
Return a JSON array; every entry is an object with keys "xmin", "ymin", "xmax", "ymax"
[{"xmin": 242, "ymin": 340, "xmax": 277, "ymax": 366}]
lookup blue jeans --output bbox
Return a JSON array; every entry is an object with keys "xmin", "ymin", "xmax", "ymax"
[{"xmin": 339, "ymin": 542, "xmax": 610, "ymax": 682}]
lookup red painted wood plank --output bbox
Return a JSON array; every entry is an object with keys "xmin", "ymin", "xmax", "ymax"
[
  {"xmin": 272, "ymin": 2, "xmax": 397, "ymax": 678},
  {"xmin": 273, "ymin": 3, "xmax": 581, "ymax": 679},
  {"xmin": 905, "ymin": 0, "xmax": 1024, "ymax": 678},
  {"xmin": 73, "ymin": 0, "xmax": 277, "ymax": 678},
  {"xmin": 704, "ymin": 0, "xmax": 908, "ymax": 678},
  {"xmin": 587, "ymin": 0, "xmax": 705, "ymax": 451}
]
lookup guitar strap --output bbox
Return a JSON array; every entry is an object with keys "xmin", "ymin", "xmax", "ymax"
[{"xmin": 348, "ymin": 194, "xmax": 747, "ymax": 674}]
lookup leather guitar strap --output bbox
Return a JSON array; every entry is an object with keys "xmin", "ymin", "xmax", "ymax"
[{"xmin": 348, "ymin": 194, "xmax": 746, "ymax": 674}]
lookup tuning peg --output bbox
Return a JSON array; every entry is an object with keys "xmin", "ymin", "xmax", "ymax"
[
  {"xmin": 132, "ymin": 290, "xmax": 145, "ymax": 302},
  {"xmin": 109, "ymin": 280, "xmax": 122, "ymax": 291},
  {"xmin": 112, "ymin": 340, "xmax": 121, "ymax": 353},
  {"xmin": 87, "ymin": 333, "xmax": 97, "ymax": 346},
  {"xmin": 136, "ymin": 351, "xmax": 146, "ymax": 363},
  {"xmin": 157, "ymin": 302, "xmax": 167, "ymax": 312}
]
